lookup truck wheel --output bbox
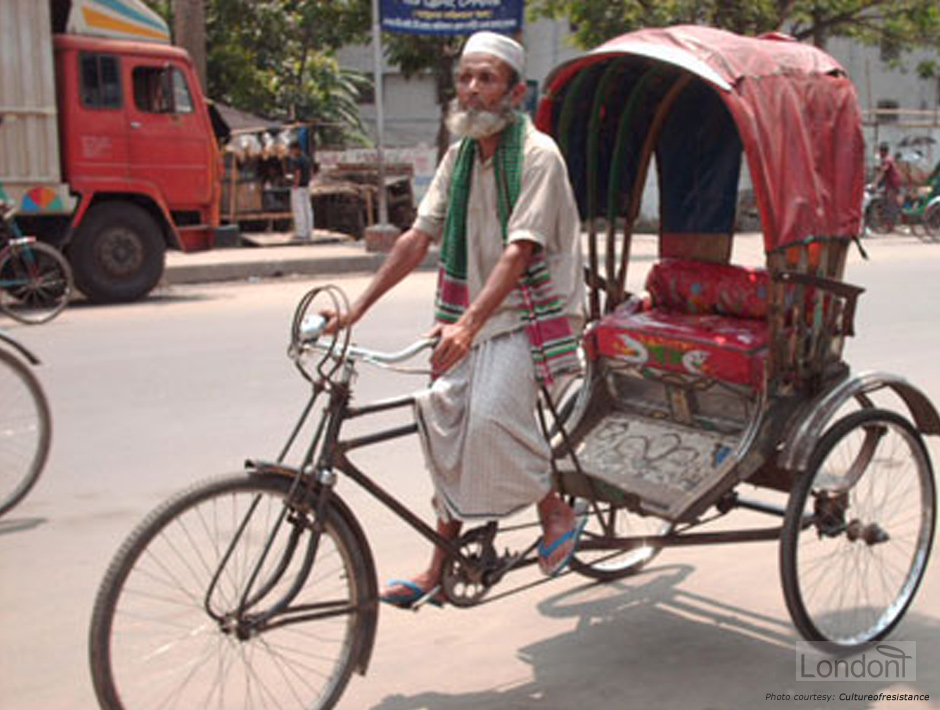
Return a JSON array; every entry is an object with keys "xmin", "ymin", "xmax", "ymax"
[{"xmin": 70, "ymin": 203, "xmax": 165, "ymax": 303}]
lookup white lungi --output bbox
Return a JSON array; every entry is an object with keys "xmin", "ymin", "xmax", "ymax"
[
  {"xmin": 291, "ymin": 186, "xmax": 314, "ymax": 239},
  {"xmin": 415, "ymin": 330, "xmax": 553, "ymax": 522}
]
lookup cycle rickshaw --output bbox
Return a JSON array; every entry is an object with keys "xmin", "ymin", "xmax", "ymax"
[{"xmin": 89, "ymin": 26, "xmax": 937, "ymax": 710}]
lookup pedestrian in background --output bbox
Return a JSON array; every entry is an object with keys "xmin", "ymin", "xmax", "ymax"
[{"xmin": 288, "ymin": 141, "xmax": 314, "ymax": 241}]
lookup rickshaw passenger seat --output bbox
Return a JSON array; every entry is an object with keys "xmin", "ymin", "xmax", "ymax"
[{"xmin": 587, "ymin": 259, "xmax": 771, "ymax": 389}]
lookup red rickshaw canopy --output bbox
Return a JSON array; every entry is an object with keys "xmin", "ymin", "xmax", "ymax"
[{"xmin": 536, "ymin": 25, "xmax": 866, "ymax": 252}]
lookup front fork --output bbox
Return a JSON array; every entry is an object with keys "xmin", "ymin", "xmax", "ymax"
[{"xmin": 204, "ymin": 464, "xmax": 336, "ymax": 638}]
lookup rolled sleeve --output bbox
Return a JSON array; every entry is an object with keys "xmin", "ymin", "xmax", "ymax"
[{"xmin": 506, "ymin": 145, "xmax": 568, "ymax": 251}]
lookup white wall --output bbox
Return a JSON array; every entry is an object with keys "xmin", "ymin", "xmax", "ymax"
[{"xmin": 339, "ymin": 22, "xmax": 940, "ymax": 220}]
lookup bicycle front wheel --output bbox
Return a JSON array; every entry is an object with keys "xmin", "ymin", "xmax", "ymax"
[
  {"xmin": 0, "ymin": 348, "xmax": 51, "ymax": 517},
  {"xmin": 90, "ymin": 473, "xmax": 374, "ymax": 710},
  {"xmin": 0, "ymin": 241, "xmax": 73, "ymax": 324}
]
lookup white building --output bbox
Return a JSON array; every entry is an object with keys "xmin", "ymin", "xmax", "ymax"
[{"xmin": 337, "ymin": 20, "xmax": 940, "ymax": 209}]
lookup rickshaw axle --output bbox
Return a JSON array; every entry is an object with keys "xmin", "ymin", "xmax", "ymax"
[{"xmin": 846, "ymin": 520, "xmax": 890, "ymax": 546}]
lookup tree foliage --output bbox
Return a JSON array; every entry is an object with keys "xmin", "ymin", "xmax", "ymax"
[
  {"xmin": 385, "ymin": 35, "xmax": 464, "ymax": 160},
  {"xmin": 145, "ymin": 0, "xmax": 374, "ymax": 146},
  {"xmin": 528, "ymin": 0, "xmax": 940, "ymax": 57}
]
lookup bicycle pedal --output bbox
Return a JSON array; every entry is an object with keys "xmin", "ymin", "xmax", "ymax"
[{"xmin": 410, "ymin": 584, "xmax": 443, "ymax": 611}]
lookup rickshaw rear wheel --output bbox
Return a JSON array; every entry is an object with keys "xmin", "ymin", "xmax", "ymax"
[
  {"xmin": 569, "ymin": 502, "xmax": 673, "ymax": 581},
  {"xmin": 780, "ymin": 409, "xmax": 936, "ymax": 650}
]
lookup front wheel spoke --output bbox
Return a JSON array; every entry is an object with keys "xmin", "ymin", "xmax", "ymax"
[
  {"xmin": 203, "ymin": 635, "xmax": 238, "ymax": 710},
  {"xmin": 115, "ymin": 603, "xmax": 211, "ymax": 634},
  {"xmin": 256, "ymin": 635, "xmax": 328, "ymax": 695},
  {"xmin": 142, "ymin": 547, "xmax": 206, "ymax": 608},
  {"xmin": 240, "ymin": 643, "xmax": 289, "ymax": 710},
  {"xmin": 260, "ymin": 637, "xmax": 345, "ymax": 667},
  {"xmin": 142, "ymin": 634, "xmax": 226, "ymax": 710}
]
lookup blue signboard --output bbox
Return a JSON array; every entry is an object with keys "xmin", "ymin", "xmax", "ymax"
[{"xmin": 380, "ymin": 0, "xmax": 523, "ymax": 35}]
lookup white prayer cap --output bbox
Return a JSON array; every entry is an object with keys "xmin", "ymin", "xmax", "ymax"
[{"xmin": 461, "ymin": 31, "xmax": 525, "ymax": 77}]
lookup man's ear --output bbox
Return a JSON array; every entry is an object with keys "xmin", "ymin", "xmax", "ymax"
[{"xmin": 509, "ymin": 81, "xmax": 527, "ymax": 108}]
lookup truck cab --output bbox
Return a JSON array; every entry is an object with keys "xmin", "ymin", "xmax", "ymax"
[
  {"xmin": 54, "ymin": 33, "xmax": 221, "ymax": 301},
  {"xmin": 1, "ymin": 0, "xmax": 223, "ymax": 303}
]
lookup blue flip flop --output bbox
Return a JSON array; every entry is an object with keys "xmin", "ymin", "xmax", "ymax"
[
  {"xmin": 538, "ymin": 513, "xmax": 588, "ymax": 578},
  {"xmin": 379, "ymin": 579, "xmax": 443, "ymax": 609}
]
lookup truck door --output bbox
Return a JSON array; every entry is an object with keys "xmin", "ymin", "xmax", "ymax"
[
  {"xmin": 70, "ymin": 51, "xmax": 129, "ymax": 180},
  {"xmin": 125, "ymin": 62, "xmax": 213, "ymax": 207}
]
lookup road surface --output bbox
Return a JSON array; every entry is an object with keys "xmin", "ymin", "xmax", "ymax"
[{"xmin": 1, "ymin": 233, "xmax": 939, "ymax": 710}]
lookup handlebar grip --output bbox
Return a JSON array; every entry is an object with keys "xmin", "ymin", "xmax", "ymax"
[{"xmin": 299, "ymin": 313, "xmax": 327, "ymax": 342}]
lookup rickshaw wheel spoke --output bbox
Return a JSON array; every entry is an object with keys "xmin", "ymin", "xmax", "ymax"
[{"xmin": 780, "ymin": 409, "xmax": 936, "ymax": 650}]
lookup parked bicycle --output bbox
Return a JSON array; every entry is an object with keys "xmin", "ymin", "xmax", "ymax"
[
  {"xmin": 0, "ymin": 329, "xmax": 51, "ymax": 517},
  {"xmin": 0, "ymin": 200, "xmax": 73, "ymax": 324}
]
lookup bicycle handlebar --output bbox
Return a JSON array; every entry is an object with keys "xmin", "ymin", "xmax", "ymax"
[{"xmin": 298, "ymin": 313, "xmax": 436, "ymax": 367}]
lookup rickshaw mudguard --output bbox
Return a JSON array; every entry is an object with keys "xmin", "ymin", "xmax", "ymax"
[
  {"xmin": 245, "ymin": 460, "xmax": 380, "ymax": 676},
  {"xmin": 0, "ymin": 330, "xmax": 40, "ymax": 365},
  {"xmin": 777, "ymin": 371, "xmax": 940, "ymax": 473}
]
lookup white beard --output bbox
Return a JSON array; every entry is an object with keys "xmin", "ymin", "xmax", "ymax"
[{"xmin": 445, "ymin": 96, "xmax": 517, "ymax": 140}]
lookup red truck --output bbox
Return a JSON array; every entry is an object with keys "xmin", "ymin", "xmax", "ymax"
[{"xmin": 0, "ymin": 0, "xmax": 223, "ymax": 303}]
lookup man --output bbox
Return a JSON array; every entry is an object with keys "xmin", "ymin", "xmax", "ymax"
[
  {"xmin": 327, "ymin": 31, "xmax": 585, "ymax": 607},
  {"xmin": 874, "ymin": 142, "xmax": 902, "ymax": 228},
  {"xmin": 288, "ymin": 141, "xmax": 314, "ymax": 241}
]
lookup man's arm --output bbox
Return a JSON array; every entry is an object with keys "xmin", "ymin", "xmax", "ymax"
[
  {"xmin": 430, "ymin": 239, "xmax": 536, "ymax": 374},
  {"xmin": 326, "ymin": 227, "xmax": 434, "ymax": 331}
]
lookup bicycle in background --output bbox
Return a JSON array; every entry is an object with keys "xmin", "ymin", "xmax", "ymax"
[
  {"xmin": 0, "ymin": 329, "xmax": 51, "ymax": 517},
  {"xmin": 0, "ymin": 200, "xmax": 73, "ymax": 324}
]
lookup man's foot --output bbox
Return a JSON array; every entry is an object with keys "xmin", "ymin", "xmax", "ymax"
[{"xmin": 379, "ymin": 573, "xmax": 444, "ymax": 609}]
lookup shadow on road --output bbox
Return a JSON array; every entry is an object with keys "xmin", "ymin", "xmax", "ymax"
[
  {"xmin": 371, "ymin": 563, "xmax": 940, "ymax": 710},
  {"xmin": 66, "ymin": 291, "xmax": 222, "ymax": 311},
  {"xmin": 0, "ymin": 516, "xmax": 47, "ymax": 536}
]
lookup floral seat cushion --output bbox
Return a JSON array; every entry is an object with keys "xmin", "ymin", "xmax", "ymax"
[{"xmin": 646, "ymin": 258, "xmax": 770, "ymax": 319}]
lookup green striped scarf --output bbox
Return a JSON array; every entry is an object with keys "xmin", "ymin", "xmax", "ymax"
[{"xmin": 434, "ymin": 114, "xmax": 580, "ymax": 385}]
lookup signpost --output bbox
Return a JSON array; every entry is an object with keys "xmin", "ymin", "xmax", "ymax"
[{"xmin": 380, "ymin": 0, "xmax": 523, "ymax": 35}]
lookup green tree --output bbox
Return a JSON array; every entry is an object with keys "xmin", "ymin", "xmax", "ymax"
[
  {"xmin": 385, "ymin": 35, "xmax": 464, "ymax": 161},
  {"xmin": 145, "ymin": 0, "xmax": 373, "ymax": 146},
  {"xmin": 529, "ymin": 0, "xmax": 940, "ymax": 55}
]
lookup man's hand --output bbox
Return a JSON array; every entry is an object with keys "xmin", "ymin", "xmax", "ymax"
[
  {"xmin": 320, "ymin": 306, "xmax": 360, "ymax": 336},
  {"xmin": 428, "ymin": 321, "xmax": 476, "ymax": 375}
]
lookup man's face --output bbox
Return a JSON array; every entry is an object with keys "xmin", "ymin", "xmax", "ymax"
[
  {"xmin": 448, "ymin": 53, "xmax": 524, "ymax": 139},
  {"xmin": 455, "ymin": 54, "xmax": 516, "ymax": 112}
]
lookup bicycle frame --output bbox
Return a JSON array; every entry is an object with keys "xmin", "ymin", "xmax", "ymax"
[{"xmin": 208, "ymin": 351, "xmax": 494, "ymax": 637}]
